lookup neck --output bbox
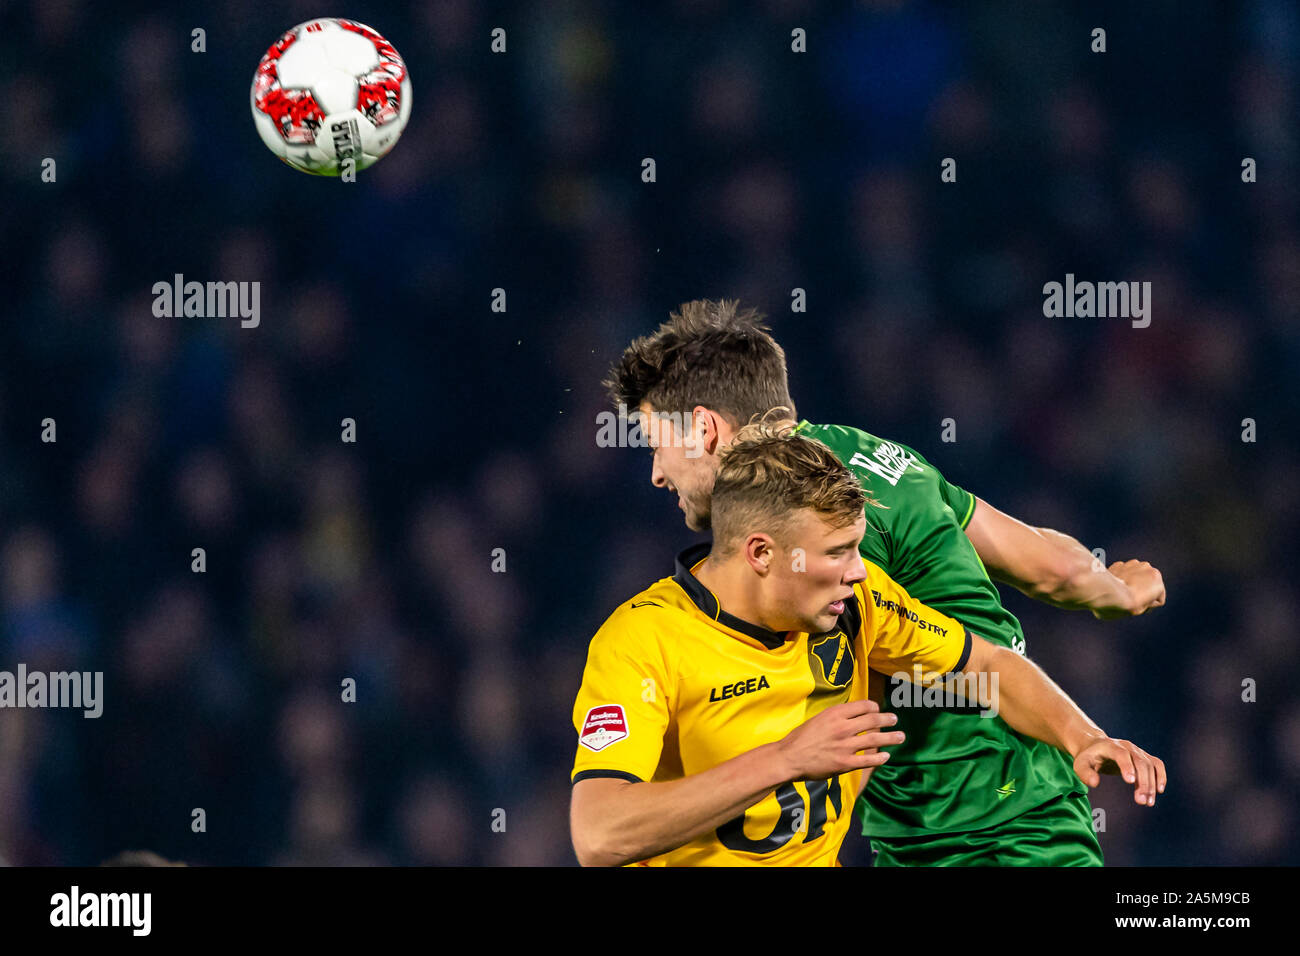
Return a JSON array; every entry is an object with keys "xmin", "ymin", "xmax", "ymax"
[{"xmin": 694, "ymin": 553, "xmax": 787, "ymax": 635}]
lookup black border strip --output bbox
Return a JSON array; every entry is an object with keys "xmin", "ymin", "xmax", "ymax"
[
  {"xmin": 571, "ymin": 769, "xmax": 643, "ymax": 785},
  {"xmin": 950, "ymin": 627, "xmax": 974, "ymax": 673}
]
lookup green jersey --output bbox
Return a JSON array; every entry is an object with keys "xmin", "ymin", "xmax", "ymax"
[{"xmin": 794, "ymin": 421, "xmax": 1086, "ymax": 836}]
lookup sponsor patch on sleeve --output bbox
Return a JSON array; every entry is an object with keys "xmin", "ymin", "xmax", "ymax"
[{"xmin": 579, "ymin": 704, "xmax": 629, "ymax": 752}]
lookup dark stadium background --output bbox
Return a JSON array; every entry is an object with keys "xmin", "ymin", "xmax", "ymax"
[{"xmin": 1, "ymin": 0, "xmax": 1296, "ymax": 866}]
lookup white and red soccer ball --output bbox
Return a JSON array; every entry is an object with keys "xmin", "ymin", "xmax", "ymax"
[{"xmin": 251, "ymin": 18, "xmax": 411, "ymax": 176}]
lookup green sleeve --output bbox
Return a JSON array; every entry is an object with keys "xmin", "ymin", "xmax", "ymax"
[
  {"xmin": 896, "ymin": 441, "xmax": 976, "ymax": 529},
  {"xmin": 938, "ymin": 472, "xmax": 976, "ymax": 529}
]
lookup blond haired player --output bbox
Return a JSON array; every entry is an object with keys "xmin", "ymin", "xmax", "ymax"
[{"xmin": 569, "ymin": 426, "xmax": 1164, "ymax": 866}]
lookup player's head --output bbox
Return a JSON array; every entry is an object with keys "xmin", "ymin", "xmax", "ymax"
[
  {"xmin": 604, "ymin": 299, "xmax": 794, "ymax": 531},
  {"xmin": 711, "ymin": 422, "xmax": 867, "ymax": 634}
]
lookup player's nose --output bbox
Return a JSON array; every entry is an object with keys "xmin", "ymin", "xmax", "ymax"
[
  {"xmin": 650, "ymin": 454, "xmax": 667, "ymax": 488},
  {"xmin": 843, "ymin": 558, "xmax": 867, "ymax": 586}
]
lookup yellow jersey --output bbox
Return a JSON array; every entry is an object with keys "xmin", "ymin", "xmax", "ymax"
[{"xmin": 570, "ymin": 542, "xmax": 971, "ymax": 866}]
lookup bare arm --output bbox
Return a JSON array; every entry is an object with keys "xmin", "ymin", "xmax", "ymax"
[
  {"xmin": 962, "ymin": 636, "xmax": 1166, "ymax": 805},
  {"xmin": 964, "ymin": 497, "xmax": 1166, "ymax": 619},
  {"xmin": 569, "ymin": 700, "xmax": 901, "ymax": 867}
]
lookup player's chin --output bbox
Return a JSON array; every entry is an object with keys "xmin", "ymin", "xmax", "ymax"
[
  {"xmin": 685, "ymin": 509, "xmax": 712, "ymax": 532},
  {"xmin": 808, "ymin": 609, "xmax": 838, "ymax": 633}
]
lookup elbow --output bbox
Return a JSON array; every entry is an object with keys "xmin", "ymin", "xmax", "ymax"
[
  {"xmin": 570, "ymin": 778, "xmax": 643, "ymax": 866},
  {"xmin": 572, "ymin": 827, "xmax": 632, "ymax": 868},
  {"xmin": 571, "ymin": 825, "xmax": 604, "ymax": 867}
]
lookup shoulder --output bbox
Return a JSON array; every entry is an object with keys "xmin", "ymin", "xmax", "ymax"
[
  {"xmin": 588, "ymin": 578, "xmax": 692, "ymax": 659},
  {"xmin": 798, "ymin": 421, "xmax": 869, "ymax": 451},
  {"xmin": 807, "ymin": 423, "xmax": 933, "ymax": 481}
]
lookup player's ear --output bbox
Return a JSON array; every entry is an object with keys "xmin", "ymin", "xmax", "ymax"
[
  {"xmin": 744, "ymin": 533, "xmax": 774, "ymax": 574},
  {"xmin": 691, "ymin": 406, "xmax": 726, "ymax": 456}
]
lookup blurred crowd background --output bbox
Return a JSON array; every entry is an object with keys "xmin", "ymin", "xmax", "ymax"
[{"xmin": 1, "ymin": 0, "xmax": 1297, "ymax": 866}]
